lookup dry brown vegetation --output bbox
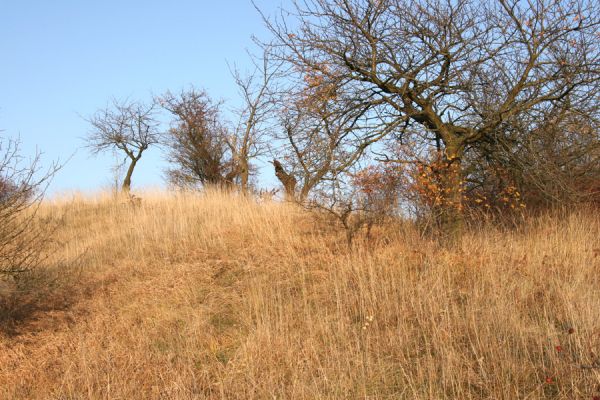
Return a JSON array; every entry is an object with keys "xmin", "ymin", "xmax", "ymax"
[{"xmin": 1, "ymin": 190, "xmax": 599, "ymax": 399}]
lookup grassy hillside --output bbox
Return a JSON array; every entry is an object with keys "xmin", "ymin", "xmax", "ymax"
[{"xmin": 1, "ymin": 191, "xmax": 599, "ymax": 399}]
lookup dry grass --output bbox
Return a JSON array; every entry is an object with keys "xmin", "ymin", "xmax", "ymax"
[{"xmin": 1, "ymin": 190, "xmax": 599, "ymax": 399}]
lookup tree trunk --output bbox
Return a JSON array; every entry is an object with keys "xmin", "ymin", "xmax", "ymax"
[
  {"xmin": 273, "ymin": 159, "xmax": 297, "ymax": 201},
  {"xmin": 122, "ymin": 157, "xmax": 138, "ymax": 193},
  {"xmin": 240, "ymin": 158, "xmax": 249, "ymax": 195},
  {"xmin": 298, "ymin": 185, "xmax": 311, "ymax": 203},
  {"xmin": 439, "ymin": 143, "xmax": 465, "ymax": 242}
]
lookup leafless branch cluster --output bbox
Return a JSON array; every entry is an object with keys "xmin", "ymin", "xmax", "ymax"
[
  {"xmin": 0, "ymin": 136, "xmax": 60, "ymax": 277},
  {"xmin": 86, "ymin": 99, "xmax": 160, "ymax": 192},
  {"xmin": 468, "ymin": 105, "xmax": 600, "ymax": 209},
  {"xmin": 227, "ymin": 49, "xmax": 282, "ymax": 193},
  {"xmin": 306, "ymin": 164, "xmax": 404, "ymax": 246},
  {"xmin": 260, "ymin": 0, "xmax": 600, "ymax": 237}
]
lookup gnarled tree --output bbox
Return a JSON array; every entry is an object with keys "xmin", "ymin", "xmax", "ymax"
[
  {"xmin": 86, "ymin": 99, "xmax": 160, "ymax": 192},
  {"xmin": 263, "ymin": 0, "xmax": 600, "ymax": 238}
]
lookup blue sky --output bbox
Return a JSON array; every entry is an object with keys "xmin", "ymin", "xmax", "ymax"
[{"xmin": 0, "ymin": 0, "xmax": 283, "ymax": 194}]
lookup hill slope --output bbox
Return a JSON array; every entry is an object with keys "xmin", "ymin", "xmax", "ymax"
[{"xmin": 1, "ymin": 191, "xmax": 599, "ymax": 399}]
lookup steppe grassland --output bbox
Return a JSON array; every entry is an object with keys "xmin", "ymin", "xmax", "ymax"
[{"xmin": 1, "ymin": 190, "xmax": 599, "ymax": 399}]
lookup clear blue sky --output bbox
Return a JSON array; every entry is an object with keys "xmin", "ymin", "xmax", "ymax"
[{"xmin": 0, "ymin": 0, "xmax": 283, "ymax": 195}]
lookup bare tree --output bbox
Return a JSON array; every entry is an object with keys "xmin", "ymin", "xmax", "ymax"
[
  {"xmin": 262, "ymin": 0, "xmax": 600, "ymax": 239},
  {"xmin": 272, "ymin": 68, "xmax": 396, "ymax": 202},
  {"xmin": 158, "ymin": 87, "xmax": 237, "ymax": 189},
  {"xmin": 86, "ymin": 99, "xmax": 160, "ymax": 193},
  {"xmin": 227, "ymin": 50, "xmax": 281, "ymax": 194}
]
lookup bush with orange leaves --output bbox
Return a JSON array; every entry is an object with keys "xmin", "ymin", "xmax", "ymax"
[
  {"xmin": 410, "ymin": 155, "xmax": 463, "ymax": 214},
  {"xmin": 305, "ymin": 165, "xmax": 404, "ymax": 246},
  {"xmin": 406, "ymin": 151, "xmax": 526, "ymax": 226},
  {"xmin": 463, "ymin": 167, "xmax": 527, "ymax": 215},
  {"xmin": 357, "ymin": 144, "xmax": 528, "ymax": 230},
  {"xmin": 352, "ymin": 164, "xmax": 404, "ymax": 218}
]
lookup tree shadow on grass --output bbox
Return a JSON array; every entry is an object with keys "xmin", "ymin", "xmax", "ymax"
[{"xmin": 0, "ymin": 262, "xmax": 82, "ymax": 337}]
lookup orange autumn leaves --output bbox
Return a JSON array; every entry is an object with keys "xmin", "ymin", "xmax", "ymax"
[
  {"xmin": 352, "ymin": 152, "xmax": 526, "ymax": 214},
  {"xmin": 300, "ymin": 65, "xmax": 338, "ymax": 107}
]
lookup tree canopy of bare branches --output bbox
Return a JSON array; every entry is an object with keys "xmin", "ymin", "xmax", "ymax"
[
  {"xmin": 263, "ymin": 0, "xmax": 600, "ymax": 238},
  {"xmin": 227, "ymin": 49, "xmax": 281, "ymax": 193},
  {"xmin": 272, "ymin": 64, "xmax": 398, "ymax": 202},
  {"xmin": 86, "ymin": 99, "xmax": 160, "ymax": 192}
]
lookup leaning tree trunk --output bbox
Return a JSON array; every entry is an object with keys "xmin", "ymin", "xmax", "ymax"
[
  {"xmin": 122, "ymin": 157, "xmax": 139, "ymax": 193},
  {"xmin": 272, "ymin": 159, "xmax": 297, "ymax": 201}
]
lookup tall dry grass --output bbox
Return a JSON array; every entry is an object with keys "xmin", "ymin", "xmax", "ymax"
[{"xmin": 0, "ymin": 190, "xmax": 599, "ymax": 399}]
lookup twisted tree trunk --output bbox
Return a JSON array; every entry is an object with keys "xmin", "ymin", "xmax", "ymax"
[{"xmin": 272, "ymin": 159, "xmax": 297, "ymax": 201}]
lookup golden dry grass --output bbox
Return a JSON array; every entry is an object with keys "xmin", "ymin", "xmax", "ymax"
[{"xmin": 1, "ymin": 190, "xmax": 599, "ymax": 399}]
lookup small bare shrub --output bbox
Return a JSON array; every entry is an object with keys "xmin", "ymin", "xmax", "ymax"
[
  {"xmin": 0, "ymin": 135, "xmax": 69, "ymax": 333},
  {"xmin": 0, "ymin": 136, "xmax": 59, "ymax": 277},
  {"xmin": 308, "ymin": 166, "xmax": 403, "ymax": 247}
]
